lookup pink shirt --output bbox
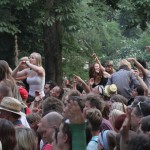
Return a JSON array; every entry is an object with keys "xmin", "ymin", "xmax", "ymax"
[{"xmin": 42, "ymin": 144, "xmax": 52, "ymax": 150}]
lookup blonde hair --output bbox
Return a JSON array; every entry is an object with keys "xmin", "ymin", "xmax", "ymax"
[
  {"xmin": 118, "ymin": 59, "xmax": 131, "ymax": 70},
  {"xmin": 31, "ymin": 52, "xmax": 42, "ymax": 66},
  {"xmin": 19, "ymin": 56, "xmax": 29, "ymax": 62},
  {"xmin": 111, "ymin": 102, "xmax": 127, "ymax": 113},
  {"xmin": 109, "ymin": 109, "xmax": 125, "ymax": 127},
  {"xmin": 15, "ymin": 128, "xmax": 37, "ymax": 150}
]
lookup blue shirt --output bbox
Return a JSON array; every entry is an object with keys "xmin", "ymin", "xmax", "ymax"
[{"xmin": 87, "ymin": 136, "xmax": 99, "ymax": 150}]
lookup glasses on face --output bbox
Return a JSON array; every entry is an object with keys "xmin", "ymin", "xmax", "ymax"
[{"xmin": 137, "ymin": 102, "xmax": 143, "ymax": 116}]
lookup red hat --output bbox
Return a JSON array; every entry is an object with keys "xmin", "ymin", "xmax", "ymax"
[{"xmin": 18, "ymin": 87, "xmax": 28, "ymax": 99}]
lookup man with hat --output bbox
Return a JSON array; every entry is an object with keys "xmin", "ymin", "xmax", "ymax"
[
  {"xmin": 105, "ymin": 60, "xmax": 115, "ymax": 75},
  {"xmin": 0, "ymin": 97, "xmax": 24, "ymax": 127}
]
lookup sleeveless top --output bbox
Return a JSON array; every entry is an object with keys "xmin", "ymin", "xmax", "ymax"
[
  {"xmin": 92, "ymin": 76, "xmax": 108, "ymax": 88},
  {"xmin": 26, "ymin": 70, "xmax": 45, "ymax": 97}
]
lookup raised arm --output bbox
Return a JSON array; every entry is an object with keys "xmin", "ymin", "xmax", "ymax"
[
  {"xmin": 25, "ymin": 61, "xmax": 45, "ymax": 76},
  {"xmin": 120, "ymin": 107, "xmax": 132, "ymax": 150},
  {"xmin": 92, "ymin": 53, "xmax": 105, "ymax": 72},
  {"xmin": 65, "ymin": 100, "xmax": 86, "ymax": 150},
  {"xmin": 127, "ymin": 58, "xmax": 148, "ymax": 76},
  {"xmin": 12, "ymin": 61, "xmax": 28, "ymax": 78},
  {"xmin": 133, "ymin": 69, "xmax": 148, "ymax": 96},
  {"xmin": 73, "ymin": 74, "xmax": 91, "ymax": 93}
]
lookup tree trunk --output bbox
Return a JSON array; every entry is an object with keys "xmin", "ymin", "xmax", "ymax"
[
  {"xmin": 0, "ymin": 33, "xmax": 16, "ymax": 69},
  {"xmin": 43, "ymin": 21, "xmax": 63, "ymax": 85}
]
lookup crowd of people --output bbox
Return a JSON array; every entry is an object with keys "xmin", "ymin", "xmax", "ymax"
[{"xmin": 0, "ymin": 49, "xmax": 150, "ymax": 150}]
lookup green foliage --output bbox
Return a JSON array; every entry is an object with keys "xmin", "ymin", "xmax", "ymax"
[{"xmin": 1, "ymin": 0, "xmax": 150, "ymax": 80}]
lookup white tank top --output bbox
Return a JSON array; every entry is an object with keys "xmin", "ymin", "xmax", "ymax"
[{"xmin": 27, "ymin": 73, "xmax": 45, "ymax": 97}]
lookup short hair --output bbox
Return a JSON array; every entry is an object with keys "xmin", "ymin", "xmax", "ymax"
[
  {"xmin": 86, "ymin": 108, "xmax": 102, "ymax": 131},
  {"xmin": 46, "ymin": 80, "xmax": 56, "ymax": 90},
  {"xmin": 107, "ymin": 131, "xmax": 117, "ymax": 150},
  {"xmin": 62, "ymin": 89, "xmax": 81, "ymax": 105},
  {"xmin": 55, "ymin": 120, "xmax": 72, "ymax": 149},
  {"xmin": 133, "ymin": 100, "xmax": 150, "ymax": 117},
  {"xmin": 42, "ymin": 97, "xmax": 64, "ymax": 116},
  {"xmin": 15, "ymin": 128, "xmax": 37, "ymax": 150},
  {"xmin": 0, "ymin": 119, "xmax": 17, "ymax": 150},
  {"xmin": 137, "ymin": 58, "xmax": 147, "ymax": 69},
  {"xmin": 131, "ymin": 96, "xmax": 149, "ymax": 107},
  {"xmin": 0, "ymin": 82, "xmax": 12, "ymax": 98},
  {"xmin": 45, "ymin": 112, "xmax": 63, "ymax": 127},
  {"xmin": 68, "ymin": 96, "xmax": 85, "ymax": 112},
  {"xmin": 126, "ymin": 133, "xmax": 150, "ymax": 150},
  {"xmin": 141, "ymin": 115, "xmax": 150, "ymax": 133},
  {"xmin": 26, "ymin": 113, "xmax": 41, "ymax": 125},
  {"xmin": 58, "ymin": 86, "xmax": 64, "ymax": 100},
  {"xmin": 136, "ymin": 85, "xmax": 144, "ymax": 95},
  {"xmin": 110, "ymin": 94, "xmax": 128, "ymax": 105},
  {"xmin": 67, "ymin": 90, "xmax": 81, "ymax": 98},
  {"xmin": 118, "ymin": 59, "xmax": 131, "ymax": 70},
  {"xmin": 85, "ymin": 93, "xmax": 105, "ymax": 112},
  {"xmin": 105, "ymin": 60, "xmax": 114, "ymax": 67}
]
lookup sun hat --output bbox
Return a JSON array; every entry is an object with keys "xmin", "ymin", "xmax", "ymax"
[
  {"xmin": 105, "ymin": 84, "xmax": 117, "ymax": 97},
  {"xmin": 0, "ymin": 97, "xmax": 23, "ymax": 116}
]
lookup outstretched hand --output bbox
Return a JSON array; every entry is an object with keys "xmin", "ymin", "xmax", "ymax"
[
  {"xmin": 127, "ymin": 58, "xmax": 135, "ymax": 62},
  {"xmin": 92, "ymin": 53, "xmax": 97, "ymax": 58},
  {"xmin": 73, "ymin": 74, "xmax": 83, "ymax": 83},
  {"xmin": 65, "ymin": 100, "xmax": 85, "ymax": 124},
  {"xmin": 120, "ymin": 107, "xmax": 132, "ymax": 139}
]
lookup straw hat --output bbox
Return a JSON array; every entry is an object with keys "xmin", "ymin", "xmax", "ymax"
[
  {"xmin": 0, "ymin": 97, "xmax": 23, "ymax": 116},
  {"xmin": 105, "ymin": 84, "xmax": 117, "ymax": 97}
]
